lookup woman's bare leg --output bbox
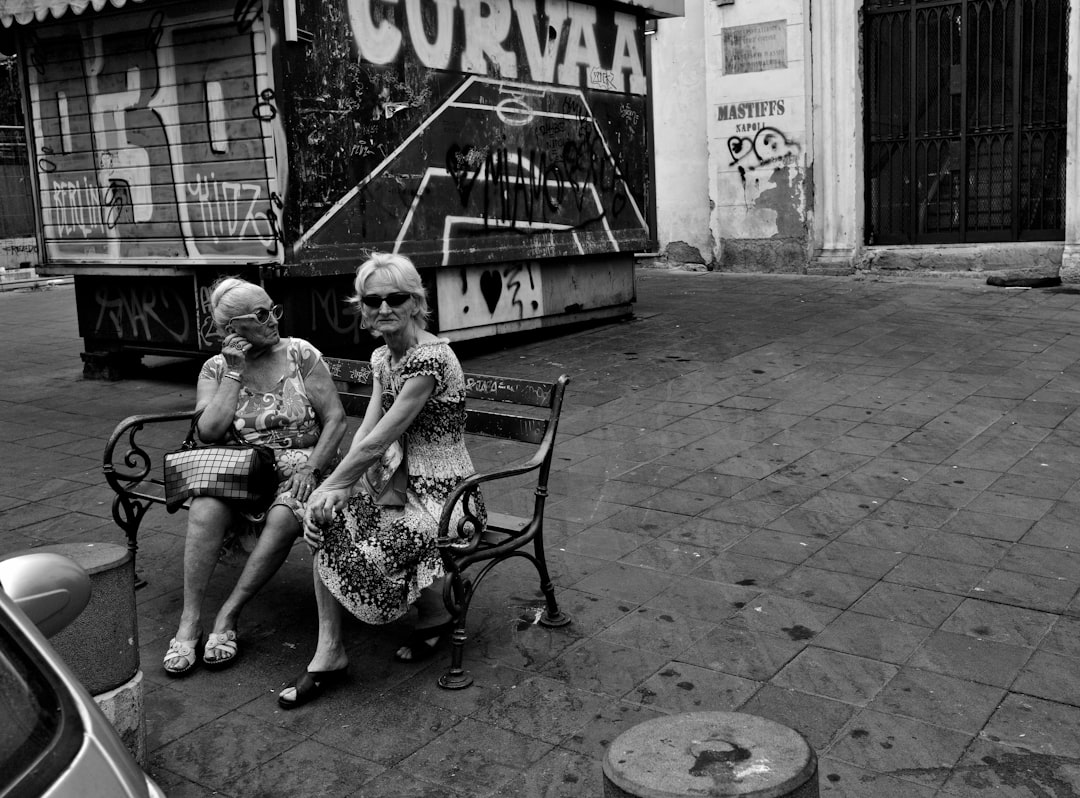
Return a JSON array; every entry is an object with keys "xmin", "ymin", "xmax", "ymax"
[
  {"xmin": 211, "ymin": 505, "xmax": 300, "ymax": 635},
  {"xmin": 174, "ymin": 497, "xmax": 232, "ymax": 642},
  {"xmin": 278, "ymin": 561, "xmax": 348, "ymax": 702},
  {"xmin": 395, "ymin": 575, "xmax": 453, "ymax": 660}
]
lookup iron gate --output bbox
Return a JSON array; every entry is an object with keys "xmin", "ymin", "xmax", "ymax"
[{"xmin": 865, "ymin": 0, "xmax": 1068, "ymax": 245}]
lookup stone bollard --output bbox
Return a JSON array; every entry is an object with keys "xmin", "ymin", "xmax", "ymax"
[
  {"xmin": 603, "ymin": 712, "xmax": 818, "ymax": 798},
  {"xmin": 37, "ymin": 542, "xmax": 145, "ymax": 767}
]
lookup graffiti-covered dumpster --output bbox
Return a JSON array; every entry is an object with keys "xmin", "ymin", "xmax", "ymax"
[{"xmin": 0, "ymin": 0, "xmax": 682, "ymax": 375}]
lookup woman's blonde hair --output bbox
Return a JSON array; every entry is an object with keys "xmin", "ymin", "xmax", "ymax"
[
  {"xmin": 207, "ymin": 276, "xmax": 266, "ymax": 334},
  {"xmin": 348, "ymin": 252, "xmax": 430, "ymax": 331}
]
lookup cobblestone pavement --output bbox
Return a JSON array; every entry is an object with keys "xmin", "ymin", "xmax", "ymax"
[{"xmin": 3, "ymin": 271, "xmax": 1080, "ymax": 797}]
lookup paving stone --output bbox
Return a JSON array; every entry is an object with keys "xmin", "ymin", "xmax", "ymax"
[
  {"xmin": 871, "ymin": 499, "xmax": 959, "ymax": 529},
  {"xmin": 1011, "ymin": 650, "xmax": 1080, "ymax": 707},
  {"xmin": 867, "ymin": 668, "xmax": 1006, "ymax": 734},
  {"xmin": 818, "ymin": 757, "xmax": 939, "ymax": 796},
  {"xmin": 805, "ymin": 540, "xmax": 906, "ymax": 579},
  {"xmin": 939, "ymin": 508, "xmax": 1036, "ymax": 542},
  {"xmin": 691, "ymin": 551, "xmax": 795, "ymax": 589},
  {"xmin": 773, "ymin": 566, "xmax": 877, "ymax": 610},
  {"xmin": 697, "ymin": 497, "xmax": 789, "ymax": 527},
  {"xmin": 394, "ymin": 718, "xmax": 552, "ymax": 796},
  {"xmin": 907, "ymin": 630, "xmax": 1033, "ymax": 687},
  {"xmin": 677, "ymin": 623, "xmax": 805, "ymax": 681},
  {"xmin": 149, "ymin": 712, "xmax": 308, "ymax": 786},
  {"xmin": 995, "ymin": 542, "xmax": 1080, "ymax": 581},
  {"xmin": 836, "ymin": 518, "xmax": 936, "ymax": 551},
  {"xmin": 595, "ymin": 605, "xmax": 714, "ymax": 657},
  {"xmin": 766, "ymin": 507, "xmax": 858, "ymax": 540},
  {"xmin": 630, "ymin": 660, "xmax": 758, "ymax": 713},
  {"xmin": 538, "ymin": 638, "xmax": 669, "ymax": 698},
  {"xmin": 739, "ymin": 684, "xmax": 856, "ymax": 753},
  {"xmin": 941, "ymin": 737, "xmax": 1080, "ymax": 797},
  {"xmin": 351, "ymin": 770, "xmax": 469, "ymax": 797},
  {"xmin": 885, "ymin": 554, "xmax": 990, "ymax": 594},
  {"xmin": 812, "ymin": 611, "xmax": 932, "ymax": 664},
  {"xmin": 773, "ymin": 647, "xmax": 899, "ymax": 706},
  {"xmin": 913, "ymin": 530, "xmax": 1012, "ymax": 567},
  {"xmin": 727, "ymin": 528, "xmax": 827, "ymax": 564},
  {"xmin": 487, "ymin": 748, "xmax": 603, "ymax": 798},
  {"xmin": 643, "ymin": 575, "xmax": 760, "ymax": 623},
  {"xmin": 982, "ymin": 694, "xmax": 1080, "ymax": 758},
  {"xmin": 659, "ymin": 516, "xmax": 753, "ymax": 550},
  {"xmin": 222, "ymin": 739, "xmax": 384, "ymax": 797},
  {"xmin": 827, "ymin": 709, "xmax": 971, "ymax": 789},
  {"xmin": 469, "ymin": 676, "xmax": 611, "ymax": 744},
  {"xmin": 972, "ymin": 568, "xmax": 1080, "ymax": 613},
  {"xmin": 1041, "ymin": 616, "xmax": 1080, "ymax": 658},
  {"xmin": 940, "ymin": 598, "xmax": 1057, "ymax": 647}
]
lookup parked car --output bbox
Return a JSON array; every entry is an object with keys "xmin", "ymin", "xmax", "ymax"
[{"xmin": 0, "ymin": 552, "xmax": 165, "ymax": 797}]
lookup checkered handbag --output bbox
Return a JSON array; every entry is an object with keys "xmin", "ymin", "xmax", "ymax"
[{"xmin": 163, "ymin": 415, "xmax": 277, "ymax": 513}]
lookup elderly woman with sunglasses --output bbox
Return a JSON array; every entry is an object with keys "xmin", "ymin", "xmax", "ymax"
[
  {"xmin": 163, "ymin": 276, "xmax": 346, "ymax": 676},
  {"xmin": 277, "ymin": 252, "xmax": 485, "ymax": 709}
]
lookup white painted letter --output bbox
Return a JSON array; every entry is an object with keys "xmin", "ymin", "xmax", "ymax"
[
  {"xmin": 557, "ymin": 2, "xmax": 599, "ymax": 88},
  {"xmin": 611, "ymin": 12, "xmax": 646, "ymax": 94},
  {"xmin": 406, "ymin": 0, "xmax": 455, "ymax": 68},
  {"xmin": 350, "ymin": 0, "xmax": 403, "ymax": 65},
  {"xmin": 459, "ymin": 0, "xmax": 517, "ymax": 79},
  {"xmin": 516, "ymin": 0, "xmax": 568, "ymax": 84}
]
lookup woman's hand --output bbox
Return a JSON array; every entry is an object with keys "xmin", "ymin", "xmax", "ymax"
[
  {"xmin": 221, "ymin": 333, "xmax": 250, "ymax": 372},
  {"xmin": 303, "ymin": 486, "xmax": 352, "ymax": 549},
  {"xmin": 284, "ymin": 465, "xmax": 319, "ymax": 503}
]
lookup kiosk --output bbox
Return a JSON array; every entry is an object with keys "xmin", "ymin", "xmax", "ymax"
[{"xmin": 0, "ymin": 0, "xmax": 681, "ymax": 375}]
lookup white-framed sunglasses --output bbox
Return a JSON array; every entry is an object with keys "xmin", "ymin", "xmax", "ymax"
[{"xmin": 230, "ymin": 304, "xmax": 283, "ymax": 325}]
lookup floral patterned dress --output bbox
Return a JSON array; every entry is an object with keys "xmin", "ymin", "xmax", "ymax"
[
  {"xmin": 317, "ymin": 339, "xmax": 486, "ymax": 624},
  {"xmin": 199, "ymin": 337, "xmax": 334, "ymax": 556}
]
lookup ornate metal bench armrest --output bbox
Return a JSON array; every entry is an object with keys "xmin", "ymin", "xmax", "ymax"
[
  {"xmin": 102, "ymin": 411, "xmax": 199, "ymax": 491},
  {"xmin": 435, "ymin": 452, "xmax": 547, "ymax": 553}
]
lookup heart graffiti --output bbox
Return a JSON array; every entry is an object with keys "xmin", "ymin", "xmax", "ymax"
[
  {"xmin": 479, "ymin": 270, "xmax": 503, "ymax": 314},
  {"xmin": 727, "ymin": 127, "xmax": 800, "ymax": 168}
]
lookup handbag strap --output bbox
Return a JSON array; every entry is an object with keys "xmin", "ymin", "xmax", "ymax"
[{"xmin": 181, "ymin": 410, "xmax": 249, "ymax": 451}]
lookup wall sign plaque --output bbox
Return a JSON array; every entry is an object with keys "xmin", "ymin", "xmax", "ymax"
[{"xmin": 723, "ymin": 20, "xmax": 788, "ymax": 75}]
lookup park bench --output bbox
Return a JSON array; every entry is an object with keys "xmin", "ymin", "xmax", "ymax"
[{"xmin": 102, "ymin": 358, "xmax": 571, "ymax": 689}]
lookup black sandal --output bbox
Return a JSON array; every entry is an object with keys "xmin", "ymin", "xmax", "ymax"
[
  {"xmin": 393, "ymin": 621, "xmax": 454, "ymax": 663},
  {"xmin": 277, "ymin": 666, "xmax": 348, "ymax": 710}
]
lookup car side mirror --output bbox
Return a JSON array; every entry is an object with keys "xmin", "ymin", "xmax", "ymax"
[{"xmin": 0, "ymin": 552, "xmax": 92, "ymax": 637}]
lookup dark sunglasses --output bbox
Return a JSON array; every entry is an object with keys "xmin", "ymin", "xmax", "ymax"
[
  {"xmin": 230, "ymin": 304, "xmax": 283, "ymax": 325},
  {"xmin": 360, "ymin": 292, "xmax": 412, "ymax": 309}
]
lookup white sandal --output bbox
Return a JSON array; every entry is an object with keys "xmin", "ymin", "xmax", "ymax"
[
  {"xmin": 203, "ymin": 630, "xmax": 238, "ymax": 670},
  {"xmin": 163, "ymin": 634, "xmax": 201, "ymax": 677}
]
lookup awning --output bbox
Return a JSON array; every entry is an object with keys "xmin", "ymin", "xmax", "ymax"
[{"xmin": 0, "ymin": 0, "xmax": 146, "ymax": 28}]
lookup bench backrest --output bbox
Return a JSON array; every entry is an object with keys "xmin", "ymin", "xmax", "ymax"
[{"xmin": 323, "ymin": 358, "xmax": 570, "ymax": 446}]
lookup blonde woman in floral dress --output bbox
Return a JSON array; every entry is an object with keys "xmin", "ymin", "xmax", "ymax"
[{"xmin": 279, "ymin": 253, "xmax": 484, "ymax": 709}]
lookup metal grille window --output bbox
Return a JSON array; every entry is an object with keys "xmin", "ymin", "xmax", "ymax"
[{"xmin": 865, "ymin": 0, "xmax": 1067, "ymax": 245}]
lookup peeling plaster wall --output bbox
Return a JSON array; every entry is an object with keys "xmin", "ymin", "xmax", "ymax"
[
  {"xmin": 651, "ymin": 0, "xmax": 813, "ymax": 271},
  {"xmin": 709, "ymin": 1, "xmax": 809, "ymax": 273}
]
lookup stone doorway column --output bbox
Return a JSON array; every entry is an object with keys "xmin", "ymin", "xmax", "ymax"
[
  {"xmin": 809, "ymin": 0, "xmax": 862, "ymax": 274},
  {"xmin": 1058, "ymin": 7, "xmax": 1080, "ymax": 282}
]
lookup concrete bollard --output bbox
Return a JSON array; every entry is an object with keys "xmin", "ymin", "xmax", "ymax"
[
  {"xmin": 36, "ymin": 542, "xmax": 145, "ymax": 766},
  {"xmin": 603, "ymin": 712, "xmax": 818, "ymax": 798}
]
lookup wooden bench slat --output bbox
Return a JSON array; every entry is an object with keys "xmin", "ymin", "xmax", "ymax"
[
  {"xmin": 325, "ymin": 358, "xmax": 555, "ymax": 408},
  {"xmin": 465, "ymin": 411, "xmax": 547, "ymax": 444},
  {"xmin": 462, "ymin": 374, "xmax": 554, "ymax": 407}
]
